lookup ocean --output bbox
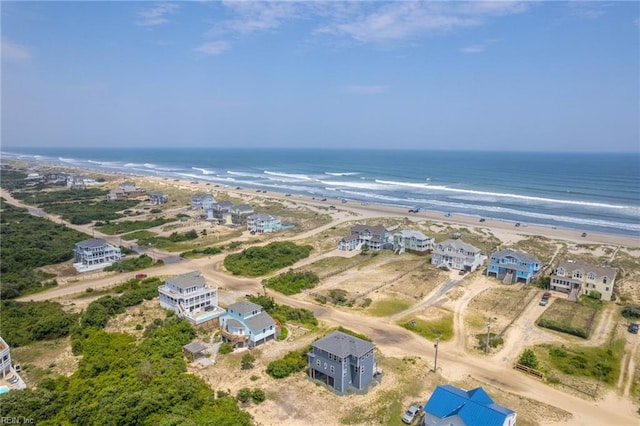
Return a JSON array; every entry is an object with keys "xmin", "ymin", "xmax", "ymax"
[{"xmin": 2, "ymin": 148, "xmax": 639, "ymax": 238}]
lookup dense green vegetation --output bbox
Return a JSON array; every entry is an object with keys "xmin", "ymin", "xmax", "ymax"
[
  {"xmin": 0, "ymin": 301, "xmax": 78, "ymax": 347},
  {"xmin": 262, "ymin": 271, "xmax": 319, "ymax": 295},
  {"xmin": 518, "ymin": 349, "xmax": 539, "ymax": 369},
  {"xmin": 247, "ymin": 295, "xmax": 317, "ymax": 328},
  {"xmin": 223, "ymin": 241, "xmax": 313, "ymax": 276},
  {"xmin": 13, "ymin": 188, "xmax": 108, "ymax": 204},
  {"xmin": 266, "ymin": 346, "xmax": 310, "ymax": 379},
  {"xmin": 103, "ymin": 254, "xmax": 156, "ymax": 272},
  {"xmin": 41, "ymin": 199, "xmax": 139, "ymax": 225},
  {"xmin": 622, "ymin": 305, "xmax": 640, "ymax": 320},
  {"xmin": 0, "ymin": 170, "xmax": 29, "ymax": 189},
  {"xmin": 133, "ymin": 229, "xmax": 200, "ymax": 250},
  {"xmin": 1, "ymin": 319, "xmax": 253, "ymax": 425},
  {"xmin": 0, "ymin": 199, "xmax": 89, "ymax": 298},
  {"xmin": 536, "ymin": 297, "xmax": 601, "ymax": 339},
  {"xmin": 97, "ymin": 217, "xmax": 177, "ymax": 235}
]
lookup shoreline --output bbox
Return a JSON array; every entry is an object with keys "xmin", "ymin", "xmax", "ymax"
[{"xmin": 5, "ymin": 157, "xmax": 640, "ymax": 248}]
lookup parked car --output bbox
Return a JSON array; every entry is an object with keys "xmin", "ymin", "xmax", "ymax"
[
  {"xmin": 135, "ymin": 273, "xmax": 147, "ymax": 279},
  {"xmin": 629, "ymin": 323, "xmax": 639, "ymax": 334},
  {"xmin": 401, "ymin": 404, "xmax": 422, "ymax": 424},
  {"xmin": 515, "ymin": 222, "xmax": 521, "ymax": 227},
  {"xmin": 539, "ymin": 298, "xmax": 548, "ymax": 306},
  {"xmin": 479, "ymin": 218, "xmax": 486, "ymax": 222},
  {"xmin": 542, "ymin": 292, "xmax": 552, "ymax": 300},
  {"xmin": 581, "ymin": 232, "xmax": 587, "ymax": 237}
]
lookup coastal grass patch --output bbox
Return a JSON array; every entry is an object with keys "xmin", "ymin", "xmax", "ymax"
[
  {"xmin": 367, "ymin": 298, "xmax": 411, "ymax": 317},
  {"xmin": 12, "ymin": 188, "xmax": 108, "ymax": 204},
  {"xmin": 536, "ymin": 297, "xmax": 600, "ymax": 339},
  {"xmin": 263, "ymin": 271, "xmax": 319, "ymax": 295},
  {"xmin": 399, "ymin": 311, "xmax": 454, "ymax": 342},
  {"xmin": 121, "ymin": 230, "xmax": 156, "ymax": 241},
  {"xmin": 223, "ymin": 241, "xmax": 313, "ymax": 277},
  {"xmin": 298, "ymin": 256, "xmax": 369, "ymax": 279},
  {"xmin": 41, "ymin": 199, "xmax": 139, "ymax": 225},
  {"xmin": 96, "ymin": 217, "xmax": 177, "ymax": 235},
  {"xmin": 508, "ymin": 236, "xmax": 561, "ymax": 265},
  {"xmin": 533, "ymin": 339, "xmax": 625, "ymax": 386}
]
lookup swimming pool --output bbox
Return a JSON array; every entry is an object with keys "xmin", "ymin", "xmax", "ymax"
[{"xmin": 0, "ymin": 386, "xmax": 9, "ymax": 394}]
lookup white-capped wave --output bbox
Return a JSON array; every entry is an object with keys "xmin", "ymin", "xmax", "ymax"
[
  {"xmin": 264, "ymin": 170, "xmax": 313, "ymax": 181},
  {"xmin": 59, "ymin": 157, "xmax": 79, "ymax": 163},
  {"xmin": 325, "ymin": 172, "xmax": 359, "ymax": 177},
  {"xmin": 375, "ymin": 179, "xmax": 631, "ymax": 210},
  {"xmin": 192, "ymin": 167, "xmax": 215, "ymax": 175},
  {"xmin": 227, "ymin": 171, "xmax": 264, "ymax": 178},
  {"xmin": 320, "ymin": 179, "xmax": 390, "ymax": 191}
]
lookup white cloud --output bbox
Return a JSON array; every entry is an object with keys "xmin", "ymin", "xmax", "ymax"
[
  {"xmin": 459, "ymin": 44, "xmax": 485, "ymax": 53},
  {"xmin": 136, "ymin": 2, "xmax": 180, "ymax": 27},
  {"xmin": 1, "ymin": 38, "xmax": 32, "ymax": 62},
  {"xmin": 345, "ymin": 85, "xmax": 388, "ymax": 95},
  {"xmin": 194, "ymin": 41, "xmax": 231, "ymax": 56},
  {"xmin": 210, "ymin": 0, "xmax": 303, "ymax": 36}
]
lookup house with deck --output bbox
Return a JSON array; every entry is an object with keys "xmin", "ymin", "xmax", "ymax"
[
  {"xmin": 337, "ymin": 224, "xmax": 391, "ymax": 252},
  {"xmin": 73, "ymin": 238, "xmax": 123, "ymax": 272},
  {"xmin": 392, "ymin": 230, "xmax": 434, "ymax": 254},
  {"xmin": 247, "ymin": 213, "xmax": 282, "ymax": 233},
  {"xmin": 307, "ymin": 331, "xmax": 377, "ymax": 394},
  {"xmin": 220, "ymin": 301, "xmax": 276, "ymax": 348},
  {"xmin": 191, "ymin": 193, "xmax": 215, "ymax": 211},
  {"xmin": 431, "ymin": 239, "xmax": 485, "ymax": 272},
  {"xmin": 550, "ymin": 259, "xmax": 617, "ymax": 301},
  {"xmin": 486, "ymin": 249, "xmax": 542, "ymax": 284},
  {"xmin": 422, "ymin": 384, "xmax": 516, "ymax": 426},
  {"xmin": 0, "ymin": 336, "xmax": 26, "ymax": 391},
  {"xmin": 158, "ymin": 271, "xmax": 225, "ymax": 328},
  {"xmin": 206, "ymin": 200, "xmax": 233, "ymax": 222},
  {"xmin": 231, "ymin": 204, "xmax": 254, "ymax": 225}
]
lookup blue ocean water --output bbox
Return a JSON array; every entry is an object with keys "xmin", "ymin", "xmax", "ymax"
[{"xmin": 2, "ymin": 148, "xmax": 639, "ymax": 237}]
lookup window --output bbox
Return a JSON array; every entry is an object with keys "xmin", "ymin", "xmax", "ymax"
[
  {"xmin": 587, "ymin": 273, "xmax": 595, "ymax": 281},
  {"xmin": 602, "ymin": 277, "xmax": 608, "ymax": 284},
  {"xmin": 324, "ymin": 363, "xmax": 327, "ymax": 370},
  {"xmin": 316, "ymin": 359, "xmax": 321, "ymax": 367},
  {"xmin": 330, "ymin": 366, "xmax": 335, "ymax": 374},
  {"xmin": 360, "ymin": 366, "xmax": 365, "ymax": 374}
]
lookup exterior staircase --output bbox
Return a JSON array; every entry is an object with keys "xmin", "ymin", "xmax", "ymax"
[{"xmin": 503, "ymin": 272, "xmax": 513, "ymax": 284}]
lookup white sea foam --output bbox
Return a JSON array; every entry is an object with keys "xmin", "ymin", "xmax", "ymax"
[
  {"xmin": 192, "ymin": 167, "xmax": 215, "ymax": 175},
  {"xmin": 320, "ymin": 180, "xmax": 389, "ymax": 191},
  {"xmin": 325, "ymin": 172, "xmax": 359, "ymax": 176},
  {"xmin": 264, "ymin": 170, "xmax": 313, "ymax": 181},
  {"xmin": 375, "ymin": 179, "xmax": 631, "ymax": 210}
]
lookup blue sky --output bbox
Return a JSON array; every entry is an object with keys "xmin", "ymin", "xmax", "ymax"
[{"xmin": 2, "ymin": 1, "xmax": 638, "ymax": 151}]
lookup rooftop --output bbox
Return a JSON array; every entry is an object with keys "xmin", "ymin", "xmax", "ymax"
[
  {"xmin": 166, "ymin": 271, "xmax": 207, "ymax": 289},
  {"xmin": 490, "ymin": 249, "xmax": 540, "ymax": 265},
  {"xmin": 245, "ymin": 311, "xmax": 276, "ymax": 333},
  {"xmin": 75, "ymin": 238, "xmax": 108, "ymax": 249},
  {"xmin": 228, "ymin": 300, "xmax": 263, "ymax": 316},
  {"xmin": 312, "ymin": 331, "xmax": 374, "ymax": 358},
  {"xmin": 556, "ymin": 259, "xmax": 617, "ymax": 278},
  {"xmin": 424, "ymin": 385, "xmax": 514, "ymax": 426},
  {"xmin": 436, "ymin": 239, "xmax": 481, "ymax": 254}
]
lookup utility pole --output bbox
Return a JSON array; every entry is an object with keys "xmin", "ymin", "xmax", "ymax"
[
  {"xmin": 485, "ymin": 318, "xmax": 491, "ymax": 354},
  {"xmin": 433, "ymin": 336, "xmax": 440, "ymax": 373}
]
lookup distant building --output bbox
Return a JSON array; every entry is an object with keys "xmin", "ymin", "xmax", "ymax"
[
  {"xmin": 431, "ymin": 239, "xmax": 485, "ymax": 272},
  {"xmin": 220, "ymin": 301, "xmax": 276, "ymax": 348},
  {"xmin": 392, "ymin": 230, "xmax": 434, "ymax": 254},
  {"xmin": 338, "ymin": 224, "xmax": 390, "ymax": 252},
  {"xmin": 231, "ymin": 204, "xmax": 254, "ymax": 225},
  {"xmin": 486, "ymin": 249, "xmax": 542, "ymax": 284},
  {"xmin": 307, "ymin": 331, "xmax": 377, "ymax": 394},
  {"xmin": 73, "ymin": 238, "xmax": 122, "ymax": 272},
  {"xmin": 191, "ymin": 193, "xmax": 215, "ymax": 210},
  {"xmin": 208, "ymin": 200, "xmax": 233, "ymax": 222},
  {"xmin": 149, "ymin": 192, "xmax": 168, "ymax": 205},
  {"xmin": 158, "ymin": 271, "xmax": 225, "ymax": 328},
  {"xmin": 550, "ymin": 259, "xmax": 618, "ymax": 301},
  {"xmin": 422, "ymin": 384, "xmax": 516, "ymax": 426},
  {"xmin": 247, "ymin": 213, "xmax": 282, "ymax": 233}
]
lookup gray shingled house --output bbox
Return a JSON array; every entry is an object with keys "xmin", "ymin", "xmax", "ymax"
[{"xmin": 308, "ymin": 331, "xmax": 376, "ymax": 394}]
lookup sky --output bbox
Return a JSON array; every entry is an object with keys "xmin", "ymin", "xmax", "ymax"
[{"xmin": 1, "ymin": 1, "xmax": 639, "ymax": 152}]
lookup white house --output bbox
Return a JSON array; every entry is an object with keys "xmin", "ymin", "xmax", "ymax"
[
  {"xmin": 550, "ymin": 259, "xmax": 618, "ymax": 301},
  {"xmin": 392, "ymin": 230, "xmax": 434, "ymax": 254},
  {"xmin": 247, "ymin": 213, "xmax": 282, "ymax": 233},
  {"xmin": 431, "ymin": 239, "xmax": 485, "ymax": 272},
  {"xmin": 73, "ymin": 238, "xmax": 123, "ymax": 272},
  {"xmin": 158, "ymin": 271, "xmax": 225, "ymax": 328}
]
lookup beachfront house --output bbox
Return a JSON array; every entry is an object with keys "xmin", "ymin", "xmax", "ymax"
[
  {"xmin": 231, "ymin": 204, "xmax": 254, "ymax": 225},
  {"xmin": 220, "ymin": 301, "xmax": 276, "ymax": 348},
  {"xmin": 337, "ymin": 224, "xmax": 390, "ymax": 252},
  {"xmin": 73, "ymin": 238, "xmax": 123, "ymax": 272},
  {"xmin": 431, "ymin": 239, "xmax": 485, "ymax": 272},
  {"xmin": 207, "ymin": 201, "xmax": 233, "ymax": 222},
  {"xmin": 486, "ymin": 249, "xmax": 542, "ymax": 284},
  {"xmin": 149, "ymin": 192, "xmax": 168, "ymax": 205},
  {"xmin": 392, "ymin": 230, "xmax": 434, "ymax": 255},
  {"xmin": 307, "ymin": 331, "xmax": 377, "ymax": 394},
  {"xmin": 247, "ymin": 213, "xmax": 282, "ymax": 233},
  {"xmin": 422, "ymin": 384, "xmax": 516, "ymax": 426},
  {"xmin": 158, "ymin": 271, "xmax": 225, "ymax": 328},
  {"xmin": 550, "ymin": 260, "xmax": 617, "ymax": 301},
  {"xmin": 191, "ymin": 193, "xmax": 215, "ymax": 211}
]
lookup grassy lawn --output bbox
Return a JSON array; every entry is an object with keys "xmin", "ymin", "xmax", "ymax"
[
  {"xmin": 399, "ymin": 311, "xmax": 454, "ymax": 342},
  {"xmin": 367, "ymin": 298, "xmax": 412, "ymax": 317},
  {"xmin": 97, "ymin": 217, "xmax": 177, "ymax": 235},
  {"xmin": 121, "ymin": 230, "xmax": 157, "ymax": 241},
  {"xmin": 537, "ymin": 297, "xmax": 601, "ymax": 339}
]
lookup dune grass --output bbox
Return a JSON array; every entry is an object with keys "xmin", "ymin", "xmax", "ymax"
[{"xmin": 367, "ymin": 298, "xmax": 411, "ymax": 317}]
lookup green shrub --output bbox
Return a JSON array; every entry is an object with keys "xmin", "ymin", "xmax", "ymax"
[
  {"xmin": 518, "ymin": 349, "xmax": 539, "ymax": 369},
  {"xmin": 223, "ymin": 241, "xmax": 312, "ymax": 276},
  {"xmin": 622, "ymin": 305, "xmax": 640, "ymax": 320},
  {"xmin": 277, "ymin": 326, "xmax": 288, "ymax": 341},
  {"xmin": 251, "ymin": 389, "xmax": 266, "ymax": 404},
  {"xmin": 263, "ymin": 271, "xmax": 319, "ymax": 295},
  {"xmin": 536, "ymin": 318, "xmax": 588, "ymax": 339},
  {"xmin": 236, "ymin": 388, "xmax": 252, "ymax": 403},
  {"xmin": 218, "ymin": 343, "xmax": 233, "ymax": 355},
  {"xmin": 266, "ymin": 346, "xmax": 309, "ymax": 379}
]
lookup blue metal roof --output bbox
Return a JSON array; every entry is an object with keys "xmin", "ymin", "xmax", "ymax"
[{"xmin": 424, "ymin": 385, "xmax": 514, "ymax": 426}]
